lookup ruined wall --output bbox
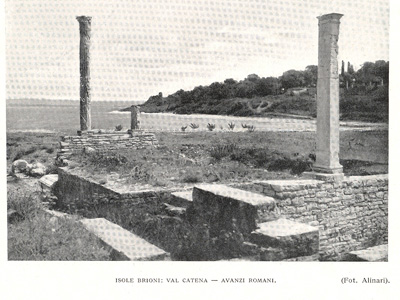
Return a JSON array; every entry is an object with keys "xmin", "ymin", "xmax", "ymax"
[
  {"xmin": 55, "ymin": 168, "xmax": 207, "ymax": 260},
  {"xmin": 238, "ymin": 175, "xmax": 388, "ymax": 260},
  {"xmin": 56, "ymin": 168, "xmax": 388, "ymax": 261},
  {"xmin": 57, "ymin": 131, "xmax": 158, "ymax": 164}
]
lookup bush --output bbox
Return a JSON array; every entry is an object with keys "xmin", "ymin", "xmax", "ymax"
[
  {"xmin": 86, "ymin": 151, "xmax": 128, "ymax": 168},
  {"xmin": 181, "ymin": 170, "xmax": 201, "ymax": 183},
  {"xmin": 12, "ymin": 146, "xmax": 38, "ymax": 161},
  {"xmin": 247, "ymin": 125, "xmax": 256, "ymax": 132},
  {"xmin": 227, "ymin": 122, "xmax": 235, "ymax": 130},
  {"xmin": 115, "ymin": 124, "xmax": 123, "ymax": 131},
  {"xmin": 181, "ymin": 126, "xmax": 187, "ymax": 132},
  {"xmin": 207, "ymin": 123, "xmax": 216, "ymax": 131},
  {"xmin": 210, "ymin": 144, "xmax": 238, "ymax": 160},
  {"xmin": 189, "ymin": 123, "xmax": 199, "ymax": 129}
]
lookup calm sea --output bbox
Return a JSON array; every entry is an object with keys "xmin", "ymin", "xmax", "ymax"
[{"xmin": 5, "ymin": 99, "xmax": 385, "ymax": 134}]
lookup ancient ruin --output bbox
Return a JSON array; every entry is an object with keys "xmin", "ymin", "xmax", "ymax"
[
  {"xmin": 50, "ymin": 13, "xmax": 388, "ymax": 261},
  {"xmin": 313, "ymin": 13, "xmax": 343, "ymax": 175},
  {"xmin": 77, "ymin": 16, "xmax": 92, "ymax": 131}
]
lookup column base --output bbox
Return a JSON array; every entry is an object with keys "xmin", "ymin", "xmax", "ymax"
[
  {"xmin": 302, "ymin": 171, "xmax": 344, "ymax": 182},
  {"xmin": 312, "ymin": 164, "xmax": 343, "ymax": 174}
]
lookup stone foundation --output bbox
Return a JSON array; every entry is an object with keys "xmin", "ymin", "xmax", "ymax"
[
  {"xmin": 55, "ymin": 168, "xmax": 388, "ymax": 261},
  {"xmin": 237, "ymin": 174, "xmax": 388, "ymax": 260},
  {"xmin": 57, "ymin": 130, "xmax": 158, "ymax": 164}
]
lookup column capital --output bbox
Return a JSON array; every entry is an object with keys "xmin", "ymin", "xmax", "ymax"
[
  {"xmin": 76, "ymin": 16, "xmax": 92, "ymax": 23},
  {"xmin": 317, "ymin": 13, "xmax": 343, "ymax": 24}
]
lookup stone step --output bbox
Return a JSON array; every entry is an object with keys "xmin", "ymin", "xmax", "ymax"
[
  {"xmin": 192, "ymin": 184, "xmax": 278, "ymax": 235},
  {"xmin": 170, "ymin": 190, "xmax": 193, "ymax": 208},
  {"xmin": 250, "ymin": 218, "xmax": 319, "ymax": 259},
  {"xmin": 346, "ymin": 244, "xmax": 388, "ymax": 262},
  {"xmin": 163, "ymin": 203, "xmax": 186, "ymax": 217},
  {"xmin": 39, "ymin": 174, "xmax": 59, "ymax": 192},
  {"xmin": 80, "ymin": 218, "xmax": 170, "ymax": 261}
]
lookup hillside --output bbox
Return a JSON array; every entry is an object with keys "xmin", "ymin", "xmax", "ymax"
[
  {"xmin": 128, "ymin": 85, "xmax": 388, "ymax": 123},
  {"xmin": 123, "ymin": 61, "xmax": 389, "ymax": 123}
]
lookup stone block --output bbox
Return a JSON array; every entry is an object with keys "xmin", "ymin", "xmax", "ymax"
[
  {"xmin": 346, "ymin": 244, "xmax": 388, "ymax": 262},
  {"xmin": 169, "ymin": 190, "xmax": 193, "ymax": 207},
  {"xmin": 80, "ymin": 218, "xmax": 170, "ymax": 261},
  {"xmin": 192, "ymin": 184, "xmax": 277, "ymax": 235},
  {"xmin": 250, "ymin": 218, "xmax": 319, "ymax": 258}
]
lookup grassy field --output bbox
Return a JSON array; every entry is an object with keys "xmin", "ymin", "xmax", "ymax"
[
  {"xmin": 7, "ymin": 178, "xmax": 110, "ymax": 260},
  {"xmin": 6, "ymin": 129, "xmax": 388, "ymax": 260},
  {"xmin": 7, "ymin": 130, "xmax": 388, "ymax": 186},
  {"xmin": 65, "ymin": 130, "xmax": 387, "ymax": 189}
]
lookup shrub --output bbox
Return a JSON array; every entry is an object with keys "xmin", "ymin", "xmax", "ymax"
[
  {"xmin": 115, "ymin": 124, "xmax": 123, "ymax": 131},
  {"xmin": 7, "ymin": 189, "xmax": 41, "ymax": 220},
  {"xmin": 207, "ymin": 123, "xmax": 216, "ymax": 131},
  {"xmin": 241, "ymin": 123, "xmax": 248, "ymax": 128},
  {"xmin": 247, "ymin": 125, "xmax": 256, "ymax": 132},
  {"xmin": 210, "ymin": 144, "xmax": 238, "ymax": 160},
  {"xmin": 86, "ymin": 151, "xmax": 128, "ymax": 168},
  {"xmin": 227, "ymin": 122, "xmax": 235, "ymax": 130},
  {"xmin": 189, "ymin": 123, "xmax": 199, "ymax": 129},
  {"xmin": 181, "ymin": 170, "xmax": 201, "ymax": 183},
  {"xmin": 12, "ymin": 146, "xmax": 38, "ymax": 161},
  {"xmin": 181, "ymin": 126, "xmax": 187, "ymax": 132}
]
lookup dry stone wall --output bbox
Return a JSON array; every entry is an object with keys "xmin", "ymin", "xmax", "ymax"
[
  {"xmin": 237, "ymin": 175, "xmax": 388, "ymax": 260},
  {"xmin": 57, "ymin": 130, "xmax": 158, "ymax": 164},
  {"xmin": 55, "ymin": 168, "xmax": 387, "ymax": 261}
]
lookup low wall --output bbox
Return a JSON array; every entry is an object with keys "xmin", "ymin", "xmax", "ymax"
[
  {"xmin": 57, "ymin": 130, "xmax": 158, "ymax": 164},
  {"xmin": 237, "ymin": 175, "xmax": 388, "ymax": 260},
  {"xmin": 55, "ymin": 168, "xmax": 212, "ymax": 260},
  {"xmin": 55, "ymin": 168, "xmax": 388, "ymax": 261}
]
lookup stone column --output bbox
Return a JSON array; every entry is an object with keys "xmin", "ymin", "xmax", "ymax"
[
  {"xmin": 77, "ymin": 16, "xmax": 92, "ymax": 131},
  {"xmin": 313, "ymin": 13, "xmax": 343, "ymax": 174},
  {"xmin": 130, "ymin": 105, "xmax": 141, "ymax": 130}
]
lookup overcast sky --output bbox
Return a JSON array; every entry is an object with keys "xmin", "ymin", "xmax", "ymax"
[{"xmin": 5, "ymin": 0, "xmax": 389, "ymax": 102}]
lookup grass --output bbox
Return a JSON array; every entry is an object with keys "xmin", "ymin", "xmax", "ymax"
[
  {"xmin": 7, "ymin": 132, "xmax": 58, "ymax": 166},
  {"xmin": 7, "ymin": 180, "xmax": 111, "ymax": 261},
  {"xmin": 64, "ymin": 130, "xmax": 387, "ymax": 189}
]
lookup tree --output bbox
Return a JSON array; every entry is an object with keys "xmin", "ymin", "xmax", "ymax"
[
  {"xmin": 279, "ymin": 70, "xmax": 306, "ymax": 89},
  {"xmin": 304, "ymin": 65, "xmax": 318, "ymax": 87}
]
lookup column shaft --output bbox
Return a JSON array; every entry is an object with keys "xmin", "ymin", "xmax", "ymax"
[
  {"xmin": 314, "ymin": 13, "xmax": 343, "ymax": 174},
  {"xmin": 77, "ymin": 16, "xmax": 92, "ymax": 131}
]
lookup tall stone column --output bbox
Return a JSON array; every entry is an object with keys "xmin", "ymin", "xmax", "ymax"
[
  {"xmin": 77, "ymin": 16, "xmax": 92, "ymax": 131},
  {"xmin": 313, "ymin": 13, "xmax": 343, "ymax": 174},
  {"xmin": 130, "ymin": 105, "xmax": 141, "ymax": 130}
]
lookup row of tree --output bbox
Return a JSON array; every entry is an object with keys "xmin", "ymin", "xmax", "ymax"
[{"xmin": 147, "ymin": 60, "xmax": 388, "ymax": 105}]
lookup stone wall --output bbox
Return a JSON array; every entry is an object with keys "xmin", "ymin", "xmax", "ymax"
[
  {"xmin": 55, "ymin": 168, "xmax": 388, "ymax": 261},
  {"xmin": 237, "ymin": 175, "xmax": 388, "ymax": 260},
  {"xmin": 57, "ymin": 130, "xmax": 158, "ymax": 164},
  {"xmin": 55, "ymin": 167, "xmax": 165, "ymax": 211},
  {"xmin": 55, "ymin": 168, "xmax": 205, "ymax": 260}
]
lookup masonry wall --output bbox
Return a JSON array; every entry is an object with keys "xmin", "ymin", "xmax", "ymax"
[
  {"xmin": 238, "ymin": 175, "xmax": 388, "ymax": 260},
  {"xmin": 57, "ymin": 131, "xmax": 158, "ymax": 164},
  {"xmin": 55, "ymin": 168, "xmax": 213, "ymax": 260}
]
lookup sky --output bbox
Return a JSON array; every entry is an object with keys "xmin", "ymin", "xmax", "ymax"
[{"xmin": 5, "ymin": 0, "xmax": 389, "ymax": 102}]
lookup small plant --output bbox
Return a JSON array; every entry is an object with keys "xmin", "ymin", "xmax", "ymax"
[
  {"xmin": 227, "ymin": 122, "xmax": 235, "ymax": 130},
  {"xmin": 210, "ymin": 144, "xmax": 238, "ymax": 160},
  {"xmin": 241, "ymin": 123, "xmax": 248, "ymax": 129},
  {"xmin": 181, "ymin": 126, "xmax": 188, "ymax": 132},
  {"xmin": 189, "ymin": 123, "xmax": 199, "ymax": 129},
  {"xmin": 181, "ymin": 170, "xmax": 201, "ymax": 183},
  {"xmin": 207, "ymin": 123, "xmax": 216, "ymax": 131},
  {"xmin": 115, "ymin": 124, "xmax": 123, "ymax": 131},
  {"xmin": 247, "ymin": 125, "xmax": 256, "ymax": 132}
]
